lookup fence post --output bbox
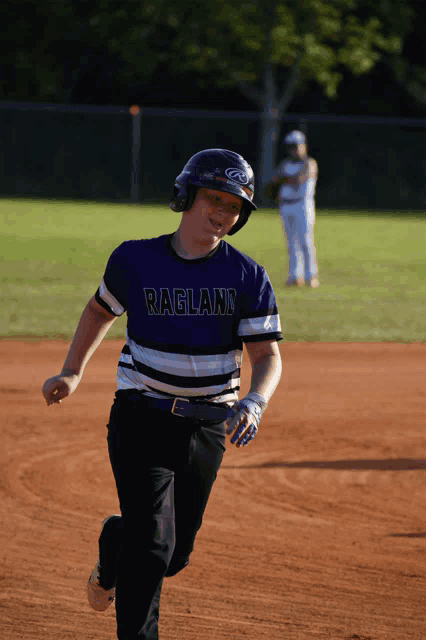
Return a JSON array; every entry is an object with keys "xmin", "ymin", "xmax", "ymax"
[{"xmin": 130, "ymin": 105, "xmax": 141, "ymax": 202}]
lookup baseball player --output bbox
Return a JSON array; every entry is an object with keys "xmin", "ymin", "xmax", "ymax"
[
  {"xmin": 268, "ymin": 130, "xmax": 319, "ymax": 287},
  {"xmin": 42, "ymin": 149, "xmax": 283, "ymax": 640}
]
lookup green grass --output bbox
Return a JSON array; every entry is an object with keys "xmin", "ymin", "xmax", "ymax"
[{"xmin": 1, "ymin": 198, "xmax": 425, "ymax": 341}]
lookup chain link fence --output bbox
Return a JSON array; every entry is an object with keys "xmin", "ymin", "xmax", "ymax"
[{"xmin": 1, "ymin": 101, "xmax": 425, "ymax": 211}]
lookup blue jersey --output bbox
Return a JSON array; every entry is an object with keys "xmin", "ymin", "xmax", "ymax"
[{"xmin": 96, "ymin": 234, "xmax": 282, "ymax": 404}]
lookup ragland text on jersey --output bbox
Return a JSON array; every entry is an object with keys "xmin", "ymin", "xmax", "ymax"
[{"xmin": 144, "ymin": 288, "xmax": 236, "ymax": 316}]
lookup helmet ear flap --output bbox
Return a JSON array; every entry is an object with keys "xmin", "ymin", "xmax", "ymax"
[
  {"xmin": 169, "ymin": 184, "xmax": 186, "ymax": 212},
  {"xmin": 169, "ymin": 183, "xmax": 198, "ymax": 212}
]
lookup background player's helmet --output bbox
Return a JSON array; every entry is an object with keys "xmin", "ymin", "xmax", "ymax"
[{"xmin": 169, "ymin": 148, "xmax": 257, "ymax": 235}]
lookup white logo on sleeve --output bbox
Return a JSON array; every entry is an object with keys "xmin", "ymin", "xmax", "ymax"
[{"xmin": 225, "ymin": 168, "xmax": 249, "ymax": 185}]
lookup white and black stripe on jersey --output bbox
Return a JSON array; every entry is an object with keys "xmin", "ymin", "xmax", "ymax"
[{"xmin": 95, "ymin": 234, "xmax": 282, "ymax": 405}]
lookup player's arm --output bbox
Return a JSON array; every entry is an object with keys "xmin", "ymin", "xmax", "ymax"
[
  {"xmin": 308, "ymin": 157, "xmax": 318, "ymax": 180},
  {"xmin": 226, "ymin": 340, "xmax": 282, "ymax": 448},
  {"xmin": 245, "ymin": 339, "xmax": 282, "ymax": 403},
  {"xmin": 42, "ymin": 296, "xmax": 117, "ymax": 406},
  {"xmin": 293, "ymin": 157, "xmax": 317, "ymax": 185}
]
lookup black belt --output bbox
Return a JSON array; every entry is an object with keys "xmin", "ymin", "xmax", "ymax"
[{"xmin": 139, "ymin": 394, "xmax": 229, "ymax": 422}]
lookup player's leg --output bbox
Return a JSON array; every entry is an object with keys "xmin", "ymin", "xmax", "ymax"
[
  {"xmin": 297, "ymin": 206, "xmax": 318, "ymax": 286},
  {"xmin": 105, "ymin": 392, "xmax": 180, "ymax": 640},
  {"xmin": 280, "ymin": 210, "xmax": 303, "ymax": 285},
  {"xmin": 166, "ymin": 419, "xmax": 226, "ymax": 577},
  {"xmin": 87, "ymin": 514, "xmax": 123, "ymax": 611},
  {"xmin": 306, "ymin": 221, "xmax": 319, "ymax": 286},
  {"xmin": 110, "ymin": 461, "xmax": 174, "ymax": 640}
]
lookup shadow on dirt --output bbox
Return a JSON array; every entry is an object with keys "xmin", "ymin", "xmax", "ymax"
[
  {"xmin": 388, "ymin": 532, "xmax": 426, "ymax": 538},
  {"xmin": 223, "ymin": 458, "xmax": 426, "ymax": 471}
]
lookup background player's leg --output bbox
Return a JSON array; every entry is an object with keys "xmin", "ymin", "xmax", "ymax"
[
  {"xmin": 166, "ymin": 420, "xmax": 226, "ymax": 577},
  {"xmin": 307, "ymin": 221, "xmax": 319, "ymax": 285},
  {"xmin": 281, "ymin": 213, "xmax": 302, "ymax": 284},
  {"xmin": 297, "ymin": 209, "xmax": 318, "ymax": 284}
]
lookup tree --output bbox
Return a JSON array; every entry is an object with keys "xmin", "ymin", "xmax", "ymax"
[
  {"xmin": 1, "ymin": 0, "xmax": 417, "ymax": 200},
  {"xmin": 383, "ymin": 3, "xmax": 426, "ymax": 115},
  {"xmin": 0, "ymin": 0, "xmax": 133, "ymax": 103},
  {"xmin": 0, "ymin": 1, "xmax": 107, "ymax": 102},
  {"xmin": 0, "ymin": 1, "xmax": 68, "ymax": 101},
  {"xmin": 88, "ymin": 0, "xmax": 413, "ymax": 200}
]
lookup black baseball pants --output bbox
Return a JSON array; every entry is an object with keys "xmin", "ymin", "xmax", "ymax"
[{"xmin": 105, "ymin": 390, "xmax": 226, "ymax": 640}]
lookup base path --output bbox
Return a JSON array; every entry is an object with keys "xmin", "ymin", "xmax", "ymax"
[{"xmin": 1, "ymin": 340, "xmax": 426, "ymax": 640}]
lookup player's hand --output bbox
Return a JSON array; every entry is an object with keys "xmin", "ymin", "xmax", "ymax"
[
  {"xmin": 225, "ymin": 392, "xmax": 267, "ymax": 448},
  {"xmin": 42, "ymin": 373, "xmax": 80, "ymax": 406}
]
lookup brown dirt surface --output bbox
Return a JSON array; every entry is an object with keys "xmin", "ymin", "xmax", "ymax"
[{"xmin": 1, "ymin": 339, "xmax": 426, "ymax": 640}]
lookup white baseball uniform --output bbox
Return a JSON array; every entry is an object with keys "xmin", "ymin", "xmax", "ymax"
[{"xmin": 278, "ymin": 158, "xmax": 318, "ymax": 282}]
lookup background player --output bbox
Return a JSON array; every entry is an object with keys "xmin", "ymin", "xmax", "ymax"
[
  {"xmin": 268, "ymin": 130, "xmax": 319, "ymax": 287},
  {"xmin": 41, "ymin": 149, "xmax": 282, "ymax": 640}
]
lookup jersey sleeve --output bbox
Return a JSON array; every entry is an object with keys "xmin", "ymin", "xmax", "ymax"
[
  {"xmin": 95, "ymin": 243, "xmax": 130, "ymax": 316},
  {"xmin": 238, "ymin": 265, "xmax": 282, "ymax": 343}
]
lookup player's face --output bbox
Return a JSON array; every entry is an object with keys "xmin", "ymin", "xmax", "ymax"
[
  {"xmin": 288, "ymin": 143, "xmax": 307, "ymax": 159},
  {"xmin": 186, "ymin": 188, "xmax": 242, "ymax": 243}
]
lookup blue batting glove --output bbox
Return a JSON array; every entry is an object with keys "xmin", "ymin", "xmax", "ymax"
[{"xmin": 225, "ymin": 392, "xmax": 267, "ymax": 447}]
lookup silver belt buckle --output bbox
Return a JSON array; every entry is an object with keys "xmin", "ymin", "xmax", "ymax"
[{"xmin": 171, "ymin": 397, "xmax": 190, "ymax": 417}]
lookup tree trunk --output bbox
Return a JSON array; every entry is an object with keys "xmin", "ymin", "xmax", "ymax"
[
  {"xmin": 257, "ymin": 64, "xmax": 281, "ymax": 206},
  {"xmin": 257, "ymin": 56, "xmax": 302, "ymax": 206}
]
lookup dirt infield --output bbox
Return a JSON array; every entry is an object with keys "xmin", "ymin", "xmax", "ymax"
[{"xmin": 1, "ymin": 340, "xmax": 426, "ymax": 640}]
